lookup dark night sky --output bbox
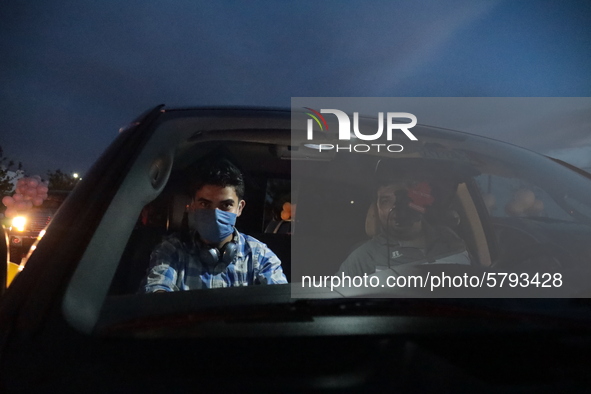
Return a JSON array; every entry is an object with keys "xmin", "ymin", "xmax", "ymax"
[{"xmin": 1, "ymin": 0, "xmax": 590, "ymax": 176}]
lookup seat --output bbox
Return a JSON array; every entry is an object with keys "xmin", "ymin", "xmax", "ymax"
[{"xmin": 109, "ymin": 192, "xmax": 190, "ymax": 295}]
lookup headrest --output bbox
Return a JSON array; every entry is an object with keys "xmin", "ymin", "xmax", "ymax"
[{"xmin": 168, "ymin": 193, "xmax": 191, "ymax": 232}]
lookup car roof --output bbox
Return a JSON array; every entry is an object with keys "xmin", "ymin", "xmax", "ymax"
[{"xmin": 155, "ymin": 105, "xmax": 544, "ymax": 157}]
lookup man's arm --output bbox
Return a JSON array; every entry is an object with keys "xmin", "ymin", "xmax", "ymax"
[
  {"xmin": 336, "ymin": 240, "xmax": 379, "ymax": 277},
  {"xmin": 426, "ymin": 225, "xmax": 471, "ymax": 265},
  {"xmin": 253, "ymin": 243, "xmax": 288, "ymax": 285},
  {"xmin": 142, "ymin": 239, "xmax": 182, "ymax": 293}
]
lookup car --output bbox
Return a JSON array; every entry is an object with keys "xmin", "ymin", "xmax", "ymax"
[{"xmin": 1, "ymin": 105, "xmax": 591, "ymax": 392}]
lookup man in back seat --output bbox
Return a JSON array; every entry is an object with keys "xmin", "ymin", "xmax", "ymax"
[{"xmin": 143, "ymin": 158, "xmax": 287, "ymax": 292}]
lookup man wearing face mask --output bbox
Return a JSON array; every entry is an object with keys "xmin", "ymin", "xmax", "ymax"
[
  {"xmin": 143, "ymin": 158, "xmax": 287, "ymax": 292},
  {"xmin": 336, "ymin": 178, "xmax": 470, "ymax": 278}
]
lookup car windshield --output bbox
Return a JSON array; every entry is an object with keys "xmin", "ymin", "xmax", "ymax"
[{"xmin": 290, "ymin": 123, "xmax": 591, "ymax": 295}]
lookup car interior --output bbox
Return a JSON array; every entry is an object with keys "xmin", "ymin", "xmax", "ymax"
[{"xmin": 107, "ymin": 137, "xmax": 501, "ymax": 296}]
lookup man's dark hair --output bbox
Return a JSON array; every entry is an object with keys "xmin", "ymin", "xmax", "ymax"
[{"xmin": 191, "ymin": 158, "xmax": 245, "ymax": 199}]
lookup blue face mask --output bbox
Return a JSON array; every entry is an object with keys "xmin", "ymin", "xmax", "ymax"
[{"xmin": 189, "ymin": 209, "xmax": 237, "ymax": 244}]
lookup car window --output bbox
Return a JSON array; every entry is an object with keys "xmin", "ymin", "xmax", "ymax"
[
  {"xmin": 263, "ymin": 178, "xmax": 292, "ymax": 234},
  {"xmin": 476, "ymin": 172, "xmax": 575, "ymax": 222}
]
